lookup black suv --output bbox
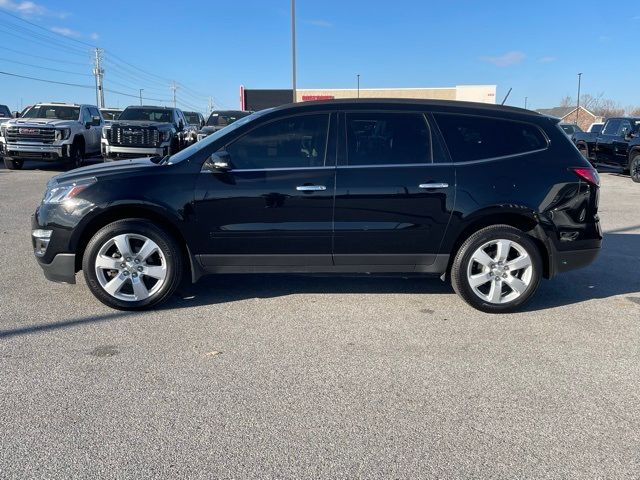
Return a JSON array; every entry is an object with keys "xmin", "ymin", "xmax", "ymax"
[{"xmin": 32, "ymin": 100, "xmax": 602, "ymax": 313}]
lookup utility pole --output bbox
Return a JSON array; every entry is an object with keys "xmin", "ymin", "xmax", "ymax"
[
  {"xmin": 524, "ymin": 97, "xmax": 528, "ymax": 109},
  {"xmin": 208, "ymin": 96, "xmax": 213, "ymax": 113},
  {"xmin": 92, "ymin": 48, "xmax": 105, "ymax": 108},
  {"xmin": 576, "ymin": 73, "xmax": 582, "ymax": 126},
  {"xmin": 357, "ymin": 74, "xmax": 360, "ymax": 98},
  {"xmin": 171, "ymin": 81, "xmax": 178, "ymax": 108},
  {"xmin": 139, "ymin": 89, "xmax": 143, "ymax": 106},
  {"xmin": 291, "ymin": 0, "xmax": 297, "ymax": 103}
]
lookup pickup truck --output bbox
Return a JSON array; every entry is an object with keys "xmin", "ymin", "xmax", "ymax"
[
  {"xmin": 0, "ymin": 102, "xmax": 103, "ymax": 170},
  {"xmin": 573, "ymin": 117, "xmax": 640, "ymax": 177},
  {"xmin": 101, "ymin": 105, "xmax": 196, "ymax": 160}
]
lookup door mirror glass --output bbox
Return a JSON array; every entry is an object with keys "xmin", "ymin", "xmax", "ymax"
[
  {"xmin": 91, "ymin": 115, "xmax": 101, "ymax": 126},
  {"xmin": 203, "ymin": 151, "xmax": 231, "ymax": 172}
]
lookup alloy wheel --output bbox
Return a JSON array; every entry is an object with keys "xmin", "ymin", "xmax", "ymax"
[
  {"xmin": 632, "ymin": 156, "xmax": 640, "ymax": 183},
  {"xmin": 94, "ymin": 233, "xmax": 167, "ymax": 302},
  {"xmin": 466, "ymin": 239, "xmax": 534, "ymax": 304}
]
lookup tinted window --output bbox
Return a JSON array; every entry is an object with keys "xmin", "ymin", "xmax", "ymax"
[
  {"xmin": 225, "ymin": 114, "xmax": 329, "ymax": 169},
  {"xmin": 207, "ymin": 111, "xmax": 250, "ymax": 127},
  {"xmin": 184, "ymin": 112, "xmax": 201, "ymax": 125},
  {"xmin": 602, "ymin": 119, "xmax": 622, "ymax": 135},
  {"xmin": 434, "ymin": 114, "xmax": 547, "ymax": 162},
  {"xmin": 119, "ymin": 108, "xmax": 172, "ymax": 122},
  {"xmin": 22, "ymin": 105, "xmax": 80, "ymax": 120},
  {"xmin": 561, "ymin": 125, "xmax": 574, "ymax": 134},
  {"xmin": 80, "ymin": 108, "xmax": 91, "ymax": 124},
  {"xmin": 0, "ymin": 105, "xmax": 10, "ymax": 117},
  {"xmin": 590, "ymin": 124, "xmax": 603, "ymax": 134},
  {"xmin": 346, "ymin": 112, "xmax": 430, "ymax": 165},
  {"xmin": 618, "ymin": 120, "xmax": 632, "ymax": 136}
]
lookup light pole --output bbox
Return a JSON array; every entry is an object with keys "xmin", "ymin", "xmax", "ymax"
[
  {"xmin": 139, "ymin": 89, "xmax": 143, "ymax": 106},
  {"xmin": 357, "ymin": 74, "xmax": 360, "ymax": 98},
  {"xmin": 291, "ymin": 0, "xmax": 297, "ymax": 103},
  {"xmin": 576, "ymin": 73, "xmax": 582, "ymax": 126},
  {"xmin": 524, "ymin": 97, "xmax": 528, "ymax": 109}
]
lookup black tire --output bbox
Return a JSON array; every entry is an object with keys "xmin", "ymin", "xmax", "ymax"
[
  {"xmin": 82, "ymin": 219, "xmax": 184, "ymax": 310},
  {"xmin": 630, "ymin": 153, "xmax": 640, "ymax": 183},
  {"xmin": 3, "ymin": 157, "xmax": 24, "ymax": 170},
  {"xmin": 67, "ymin": 142, "xmax": 84, "ymax": 170},
  {"xmin": 451, "ymin": 225, "xmax": 543, "ymax": 314}
]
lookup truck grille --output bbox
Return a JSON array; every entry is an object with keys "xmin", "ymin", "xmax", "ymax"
[
  {"xmin": 109, "ymin": 126, "xmax": 159, "ymax": 147},
  {"xmin": 5, "ymin": 126, "xmax": 56, "ymax": 144}
]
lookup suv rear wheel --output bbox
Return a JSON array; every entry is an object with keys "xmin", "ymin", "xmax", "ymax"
[
  {"xmin": 82, "ymin": 219, "xmax": 183, "ymax": 310},
  {"xmin": 451, "ymin": 225, "xmax": 542, "ymax": 313},
  {"xmin": 3, "ymin": 157, "xmax": 23, "ymax": 170}
]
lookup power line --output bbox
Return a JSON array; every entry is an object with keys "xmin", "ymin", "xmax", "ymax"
[
  {"xmin": 0, "ymin": 9, "xmax": 97, "ymax": 48},
  {"xmin": 0, "ymin": 70, "xmax": 94, "ymax": 89},
  {"xmin": 0, "ymin": 46, "xmax": 90, "ymax": 66},
  {"xmin": 0, "ymin": 56, "xmax": 92, "ymax": 76},
  {"xmin": 0, "ymin": 25, "xmax": 89, "ymax": 57}
]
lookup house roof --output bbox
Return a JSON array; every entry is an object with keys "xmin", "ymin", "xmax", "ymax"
[{"xmin": 536, "ymin": 106, "xmax": 595, "ymax": 119}]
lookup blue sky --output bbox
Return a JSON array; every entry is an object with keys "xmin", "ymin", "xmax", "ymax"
[{"xmin": 0, "ymin": 0, "xmax": 638, "ymax": 113}]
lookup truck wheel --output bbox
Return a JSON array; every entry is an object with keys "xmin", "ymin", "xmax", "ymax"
[
  {"xmin": 630, "ymin": 154, "xmax": 640, "ymax": 183},
  {"xmin": 3, "ymin": 158, "xmax": 24, "ymax": 170},
  {"xmin": 67, "ymin": 143, "xmax": 84, "ymax": 170},
  {"xmin": 82, "ymin": 219, "xmax": 184, "ymax": 310},
  {"xmin": 451, "ymin": 225, "xmax": 542, "ymax": 314}
]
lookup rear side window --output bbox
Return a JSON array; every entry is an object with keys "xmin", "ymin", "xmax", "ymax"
[
  {"xmin": 345, "ymin": 112, "xmax": 431, "ymax": 165},
  {"xmin": 225, "ymin": 114, "xmax": 329, "ymax": 169},
  {"xmin": 433, "ymin": 114, "xmax": 547, "ymax": 162}
]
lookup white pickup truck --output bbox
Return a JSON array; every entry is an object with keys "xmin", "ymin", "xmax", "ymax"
[{"xmin": 0, "ymin": 102, "xmax": 103, "ymax": 170}]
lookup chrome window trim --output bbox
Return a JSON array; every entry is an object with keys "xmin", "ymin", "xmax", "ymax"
[{"xmin": 202, "ymin": 165, "xmax": 337, "ymax": 173}]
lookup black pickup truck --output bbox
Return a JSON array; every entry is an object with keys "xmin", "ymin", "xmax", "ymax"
[{"xmin": 573, "ymin": 117, "xmax": 640, "ymax": 181}]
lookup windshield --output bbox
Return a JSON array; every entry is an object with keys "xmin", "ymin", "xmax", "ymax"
[
  {"xmin": 119, "ymin": 108, "xmax": 172, "ymax": 122},
  {"xmin": 22, "ymin": 105, "xmax": 80, "ymax": 121},
  {"xmin": 168, "ymin": 109, "xmax": 270, "ymax": 164},
  {"xmin": 101, "ymin": 109, "xmax": 121, "ymax": 120},
  {"xmin": 206, "ymin": 111, "xmax": 250, "ymax": 127},
  {"xmin": 0, "ymin": 105, "xmax": 10, "ymax": 117},
  {"xmin": 184, "ymin": 112, "xmax": 201, "ymax": 125}
]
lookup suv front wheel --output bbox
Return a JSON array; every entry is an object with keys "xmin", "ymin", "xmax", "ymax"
[
  {"xmin": 451, "ymin": 225, "xmax": 542, "ymax": 313},
  {"xmin": 82, "ymin": 219, "xmax": 183, "ymax": 310}
]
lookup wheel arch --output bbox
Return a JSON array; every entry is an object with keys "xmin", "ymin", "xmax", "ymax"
[
  {"xmin": 445, "ymin": 209, "xmax": 551, "ymax": 279},
  {"xmin": 72, "ymin": 205, "xmax": 198, "ymax": 282}
]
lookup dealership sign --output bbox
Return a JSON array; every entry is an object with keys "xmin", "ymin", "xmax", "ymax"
[{"xmin": 301, "ymin": 95, "xmax": 335, "ymax": 101}]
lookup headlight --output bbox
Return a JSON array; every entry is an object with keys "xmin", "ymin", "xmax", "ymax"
[
  {"xmin": 43, "ymin": 177, "xmax": 96, "ymax": 205},
  {"xmin": 161, "ymin": 130, "xmax": 172, "ymax": 142},
  {"xmin": 0, "ymin": 125, "xmax": 6, "ymax": 138},
  {"xmin": 54, "ymin": 128, "xmax": 70, "ymax": 141},
  {"xmin": 102, "ymin": 127, "xmax": 110, "ymax": 139}
]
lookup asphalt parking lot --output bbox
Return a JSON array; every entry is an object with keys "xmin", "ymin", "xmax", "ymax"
[{"xmin": 1, "ymin": 161, "xmax": 639, "ymax": 479}]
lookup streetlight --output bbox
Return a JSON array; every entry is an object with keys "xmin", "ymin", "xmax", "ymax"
[
  {"xmin": 357, "ymin": 74, "xmax": 360, "ymax": 98},
  {"xmin": 576, "ymin": 73, "xmax": 582, "ymax": 126},
  {"xmin": 291, "ymin": 0, "xmax": 297, "ymax": 103},
  {"xmin": 139, "ymin": 89, "xmax": 144, "ymax": 106}
]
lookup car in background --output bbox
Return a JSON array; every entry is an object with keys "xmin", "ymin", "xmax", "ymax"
[
  {"xmin": 0, "ymin": 104, "xmax": 12, "ymax": 120},
  {"xmin": 100, "ymin": 108, "xmax": 123, "ymax": 124},
  {"xmin": 0, "ymin": 102, "xmax": 103, "ymax": 170},
  {"xmin": 197, "ymin": 110, "xmax": 252, "ymax": 141},
  {"xmin": 573, "ymin": 117, "xmax": 640, "ymax": 173},
  {"xmin": 587, "ymin": 122, "xmax": 604, "ymax": 134},
  {"xmin": 559, "ymin": 123, "xmax": 583, "ymax": 137},
  {"xmin": 101, "ymin": 105, "xmax": 196, "ymax": 161},
  {"xmin": 32, "ymin": 99, "xmax": 601, "ymax": 313},
  {"xmin": 183, "ymin": 111, "xmax": 205, "ymax": 142}
]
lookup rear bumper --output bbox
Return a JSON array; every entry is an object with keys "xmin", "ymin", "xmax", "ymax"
[
  {"xmin": 548, "ymin": 244, "xmax": 600, "ymax": 278},
  {"xmin": 36, "ymin": 253, "xmax": 76, "ymax": 284}
]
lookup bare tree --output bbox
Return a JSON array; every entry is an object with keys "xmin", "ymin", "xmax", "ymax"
[{"xmin": 627, "ymin": 106, "xmax": 640, "ymax": 116}]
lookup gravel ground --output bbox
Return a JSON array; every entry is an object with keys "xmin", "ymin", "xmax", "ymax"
[{"xmin": 1, "ymin": 161, "xmax": 639, "ymax": 479}]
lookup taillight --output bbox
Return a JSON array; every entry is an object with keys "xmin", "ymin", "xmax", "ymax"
[{"xmin": 572, "ymin": 167, "xmax": 600, "ymax": 186}]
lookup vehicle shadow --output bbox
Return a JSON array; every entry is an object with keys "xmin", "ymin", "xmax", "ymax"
[
  {"xmin": 166, "ymin": 232, "xmax": 640, "ymax": 313},
  {"xmin": 0, "ymin": 157, "xmax": 103, "ymax": 172}
]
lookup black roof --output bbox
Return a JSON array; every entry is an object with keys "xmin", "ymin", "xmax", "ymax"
[
  {"xmin": 130, "ymin": 105, "xmax": 177, "ymax": 110},
  {"xmin": 266, "ymin": 98, "xmax": 542, "ymax": 118}
]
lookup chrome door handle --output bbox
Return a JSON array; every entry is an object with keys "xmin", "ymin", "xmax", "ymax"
[
  {"xmin": 419, "ymin": 183, "xmax": 449, "ymax": 189},
  {"xmin": 296, "ymin": 185, "xmax": 326, "ymax": 191}
]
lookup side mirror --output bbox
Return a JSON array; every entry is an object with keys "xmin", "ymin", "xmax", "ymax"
[
  {"xmin": 178, "ymin": 120, "xmax": 184, "ymax": 130},
  {"xmin": 84, "ymin": 121, "xmax": 91, "ymax": 129},
  {"xmin": 91, "ymin": 115, "xmax": 101, "ymax": 126},
  {"xmin": 203, "ymin": 151, "xmax": 231, "ymax": 172},
  {"xmin": 13, "ymin": 111, "xmax": 19, "ymax": 118}
]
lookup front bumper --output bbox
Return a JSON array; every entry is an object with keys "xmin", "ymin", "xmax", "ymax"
[
  {"xmin": 3, "ymin": 143, "xmax": 70, "ymax": 160},
  {"xmin": 36, "ymin": 253, "xmax": 76, "ymax": 284},
  {"xmin": 101, "ymin": 143, "xmax": 168, "ymax": 159}
]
